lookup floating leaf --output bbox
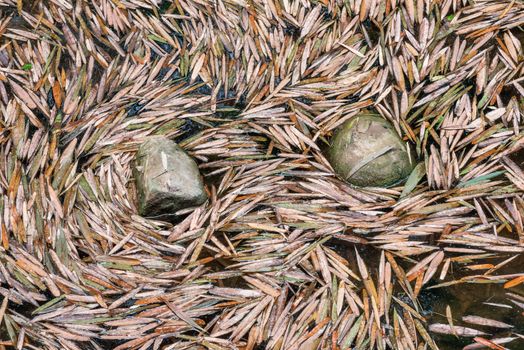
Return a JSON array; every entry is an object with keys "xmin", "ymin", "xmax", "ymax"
[{"xmin": 401, "ymin": 162, "xmax": 426, "ymax": 198}]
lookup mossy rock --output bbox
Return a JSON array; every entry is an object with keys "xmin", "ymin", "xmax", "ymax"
[
  {"xmin": 328, "ymin": 113, "xmax": 414, "ymax": 187},
  {"xmin": 134, "ymin": 136, "xmax": 207, "ymax": 219}
]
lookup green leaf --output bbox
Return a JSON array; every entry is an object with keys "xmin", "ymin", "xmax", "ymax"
[
  {"xmin": 21, "ymin": 63, "xmax": 32, "ymax": 71},
  {"xmin": 400, "ymin": 162, "xmax": 426, "ymax": 198},
  {"xmin": 72, "ymin": 316, "xmax": 122, "ymax": 324},
  {"xmin": 342, "ymin": 315, "xmax": 363, "ymax": 348},
  {"xmin": 147, "ymin": 34, "xmax": 168, "ymax": 43},
  {"xmin": 457, "ymin": 170, "xmax": 505, "ymax": 188},
  {"xmin": 32, "ymin": 295, "xmax": 65, "ymax": 315}
]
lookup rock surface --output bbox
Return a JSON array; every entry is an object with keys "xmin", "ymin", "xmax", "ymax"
[
  {"xmin": 328, "ymin": 113, "xmax": 414, "ymax": 187},
  {"xmin": 134, "ymin": 136, "xmax": 207, "ymax": 219}
]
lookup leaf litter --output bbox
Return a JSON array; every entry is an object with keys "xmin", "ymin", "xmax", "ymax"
[{"xmin": 0, "ymin": 0, "xmax": 523, "ymax": 349}]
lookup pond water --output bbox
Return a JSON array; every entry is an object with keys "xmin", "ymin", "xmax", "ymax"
[
  {"xmin": 333, "ymin": 240, "xmax": 524, "ymax": 349},
  {"xmin": 427, "ymin": 253, "xmax": 524, "ymax": 350}
]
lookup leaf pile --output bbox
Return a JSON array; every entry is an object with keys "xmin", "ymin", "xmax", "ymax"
[{"xmin": 0, "ymin": 0, "xmax": 523, "ymax": 349}]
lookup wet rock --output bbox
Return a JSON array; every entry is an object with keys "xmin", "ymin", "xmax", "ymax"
[
  {"xmin": 134, "ymin": 136, "xmax": 207, "ymax": 219},
  {"xmin": 328, "ymin": 112, "xmax": 414, "ymax": 187}
]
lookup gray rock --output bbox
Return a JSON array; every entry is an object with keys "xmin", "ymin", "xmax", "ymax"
[
  {"xmin": 328, "ymin": 112, "xmax": 414, "ymax": 187},
  {"xmin": 134, "ymin": 136, "xmax": 207, "ymax": 219}
]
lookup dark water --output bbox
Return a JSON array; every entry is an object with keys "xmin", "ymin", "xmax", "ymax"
[
  {"xmin": 333, "ymin": 240, "xmax": 524, "ymax": 349},
  {"xmin": 427, "ymin": 253, "xmax": 524, "ymax": 350},
  {"xmin": 510, "ymin": 147, "xmax": 524, "ymax": 168}
]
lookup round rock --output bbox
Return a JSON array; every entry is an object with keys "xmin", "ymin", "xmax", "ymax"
[{"xmin": 328, "ymin": 113, "xmax": 414, "ymax": 187}]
